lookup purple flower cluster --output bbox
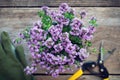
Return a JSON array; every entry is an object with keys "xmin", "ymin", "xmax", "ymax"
[{"xmin": 17, "ymin": 3, "xmax": 97, "ymax": 77}]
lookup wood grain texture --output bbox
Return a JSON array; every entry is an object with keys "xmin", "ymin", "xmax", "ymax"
[
  {"xmin": 0, "ymin": 0, "xmax": 120, "ymax": 7},
  {"xmin": 0, "ymin": 8, "xmax": 120, "ymax": 80}
]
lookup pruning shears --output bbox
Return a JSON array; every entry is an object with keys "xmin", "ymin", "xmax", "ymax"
[{"xmin": 68, "ymin": 41, "xmax": 116, "ymax": 80}]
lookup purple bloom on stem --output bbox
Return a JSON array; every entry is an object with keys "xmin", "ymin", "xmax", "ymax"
[
  {"xmin": 70, "ymin": 29, "xmax": 80, "ymax": 36},
  {"xmin": 33, "ymin": 20, "xmax": 42, "ymax": 29},
  {"xmin": 91, "ymin": 16, "xmax": 96, "ymax": 21},
  {"xmin": 44, "ymin": 38, "xmax": 54, "ymax": 48},
  {"xmin": 78, "ymin": 48, "xmax": 89, "ymax": 61},
  {"xmin": 59, "ymin": 32, "xmax": 69, "ymax": 41},
  {"xmin": 53, "ymin": 43, "xmax": 63, "ymax": 52},
  {"xmin": 79, "ymin": 27, "xmax": 93, "ymax": 40},
  {"xmin": 29, "ymin": 45, "xmax": 39, "ymax": 52},
  {"xmin": 30, "ymin": 26, "xmax": 47, "ymax": 41},
  {"xmin": 61, "ymin": 39, "xmax": 71, "ymax": 48},
  {"xmin": 65, "ymin": 43, "xmax": 76, "ymax": 54},
  {"xmin": 70, "ymin": 18, "xmax": 82, "ymax": 30},
  {"xmin": 24, "ymin": 66, "xmax": 37, "ymax": 75},
  {"xmin": 48, "ymin": 24, "xmax": 63, "ymax": 41},
  {"xmin": 88, "ymin": 26, "xmax": 96, "ymax": 34},
  {"xmin": 59, "ymin": 3, "xmax": 70, "ymax": 13},
  {"xmin": 41, "ymin": 6, "xmax": 49, "ymax": 12},
  {"xmin": 19, "ymin": 32, "xmax": 25, "ymax": 39},
  {"xmin": 80, "ymin": 10, "xmax": 86, "ymax": 19},
  {"xmin": 55, "ymin": 15, "xmax": 69, "ymax": 25}
]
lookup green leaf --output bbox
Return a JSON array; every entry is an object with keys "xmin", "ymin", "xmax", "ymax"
[
  {"xmin": 61, "ymin": 50, "xmax": 68, "ymax": 57},
  {"xmin": 91, "ymin": 48, "xmax": 97, "ymax": 54},
  {"xmin": 89, "ymin": 19, "xmax": 98, "ymax": 27},
  {"xmin": 39, "ymin": 46, "xmax": 46, "ymax": 52},
  {"xmin": 69, "ymin": 35, "xmax": 82, "ymax": 47},
  {"xmin": 46, "ymin": 32, "xmax": 51, "ymax": 39},
  {"xmin": 75, "ymin": 60, "xmax": 80, "ymax": 66},
  {"xmin": 42, "ymin": 15, "xmax": 52, "ymax": 30},
  {"xmin": 64, "ymin": 12, "xmax": 74, "ymax": 20},
  {"xmin": 14, "ymin": 38, "xmax": 22, "ymax": 44},
  {"xmin": 62, "ymin": 26, "xmax": 71, "ymax": 32},
  {"xmin": 86, "ymin": 41, "xmax": 92, "ymax": 47},
  {"xmin": 64, "ymin": 65, "xmax": 70, "ymax": 69},
  {"xmin": 55, "ymin": 39, "xmax": 61, "ymax": 44},
  {"xmin": 23, "ymin": 31, "xmax": 30, "ymax": 38},
  {"xmin": 38, "ymin": 11, "xmax": 45, "ymax": 17}
]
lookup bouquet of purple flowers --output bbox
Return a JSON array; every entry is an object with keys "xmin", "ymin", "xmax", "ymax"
[{"xmin": 15, "ymin": 3, "xmax": 97, "ymax": 77}]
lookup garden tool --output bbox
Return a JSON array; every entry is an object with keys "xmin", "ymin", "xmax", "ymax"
[
  {"xmin": 0, "ymin": 31, "xmax": 35, "ymax": 80},
  {"xmin": 68, "ymin": 41, "xmax": 116, "ymax": 80}
]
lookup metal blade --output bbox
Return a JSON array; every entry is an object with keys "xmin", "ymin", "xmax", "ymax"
[
  {"xmin": 97, "ymin": 40, "xmax": 104, "ymax": 63},
  {"xmin": 103, "ymin": 48, "xmax": 116, "ymax": 61},
  {"xmin": 100, "ymin": 40, "xmax": 104, "ymax": 61}
]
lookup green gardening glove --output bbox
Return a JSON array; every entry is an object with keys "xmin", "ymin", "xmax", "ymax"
[{"xmin": 0, "ymin": 31, "xmax": 35, "ymax": 80}]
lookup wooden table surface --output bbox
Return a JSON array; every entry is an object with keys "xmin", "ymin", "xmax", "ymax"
[{"xmin": 0, "ymin": 0, "xmax": 120, "ymax": 80}]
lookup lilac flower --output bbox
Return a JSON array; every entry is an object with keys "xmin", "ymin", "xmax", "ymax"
[
  {"xmin": 41, "ymin": 6, "xmax": 49, "ymax": 13},
  {"xmin": 44, "ymin": 38, "xmax": 54, "ymax": 48},
  {"xmin": 55, "ymin": 15, "xmax": 69, "ymax": 25},
  {"xmin": 19, "ymin": 32, "xmax": 25, "ymax": 39},
  {"xmin": 59, "ymin": 32, "xmax": 69, "ymax": 41},
  {"xmin": 59, "ymin": 3, "xmax": 70, "ymax": 13},
  {"xmin": 70, "ymin": 29, "xmax": 80, "ymax": 36},
  {"xmin": 24, "ymin": 66, "xmax": 37, "ymax": 75},
  {"xmin": 67, "ymin": 58, "xmax": 75, "ymax": 65},
  {"xmin": 28, "ymin": 39, "xmax": 40, "ymax": 46},
  {"xmin": 80, "ymin": 10, "xmax": 86, "ymax": 19},
  {"xmin": 79, "ymin": 27, "xmax": 93, "ymax": 40},
  {"xmin": 70, "ymin": 18, "xmax": 82, "ymax": 29},
  {"xmin": 48, "ymin": 24, "xmax": 63, "ymax": 41},
  {"xmin": 85, "ymin": 32, "xmax": 93, "ymax": 40},
  {"xmin": 88, "ymin": 26, "xmax": 96, "ymax": 34},
  {"xmin": 31, "ymin": 52, "xmax": 41, "ymax": 59},
  {"xmin": 65, "ymin": 43, "xmax": 76, "ymax": 54},
  {"xmin": 33, "ymin": 20, "xmax": 42, "ymax": 29},
  {"xmin": 61, "ymin": 39, "xmax": 71, "ymax": 48},
  {"xmin": 52, "ymin": 69, "xmax": 60, "ymax": 77},
  {"xmin": 53, "ymin": 43, "xmax": 63, "ymax": 52},
  {"xmin": 49, "ymin": 11, "xmax": 61, "ymax": 20},
  {"xmin": 78, "ymin": 48, "xmax": 89, "ymax": 61},
  {"xmin": 29, "ymin": 45, "xmax": 39, "ymax": 52},
  {"xmin": 30, "ymin": 26, "xmax": 47, "ymax": 41}
]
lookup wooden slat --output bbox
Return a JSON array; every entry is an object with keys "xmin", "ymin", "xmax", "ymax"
[
  {"xmin": 34, "ymin": 75, "xmax": 120, "ymax": 80},
  {"xmin": 0, "ymin": 0, "xmax": 120, "ymax": 7},
  {"xmin": 0, "ymin": 8, "xmax": 120, "ymax": 80}
]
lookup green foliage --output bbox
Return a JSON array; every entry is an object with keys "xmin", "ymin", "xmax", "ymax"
[
  {"xmin": 14, "ymin": 38, "xmax": 22, "ymax": 44},
  {"xmin": 38, "ymin": 11, "xmax": 45, "ymax": 17},
  {"xmin": 85, "ymin": 41, "xmax": 92, "ymax": 47},
  {"xmin": 39, "ymin": 46, "xmax": 47, "ymax": 52},
  {"xmin": 90, "ymin": 48, "xmax": 98, "ymax": 54},
  {"xmin": 61, "ymin": 50, "xmax": 68, "ymax": 57},
  {"xmin": 69, "ymin": 35, "xmax": 82, "ymax": 48},
  {"xmin": 75, "ymin": 60, "xmax": 80, "ymax": 66},
  {"xmin": 64, "ymin": 12, "xmax": 74, "ymax": 20},
  {"xmin": 42, "ymin": 15, "xmax": 52, "ymax": 30},
  {"xmin": 55, "ymin": 39, "xmax": 61, "ymax": 44},
  {"xmin": 62, "ymin": 26, "xmax": 71, "ymax": 32},
  {"xmin": 23, "ymin": 27, "xmax": 31, "ymax": 38},
  {"xmin": 46, "ymin": 32, "xmax": 51, "ymax": 39},
  {"xmin": 89, "ymin": 18, "xmax": 98, "ymax": 27}
]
